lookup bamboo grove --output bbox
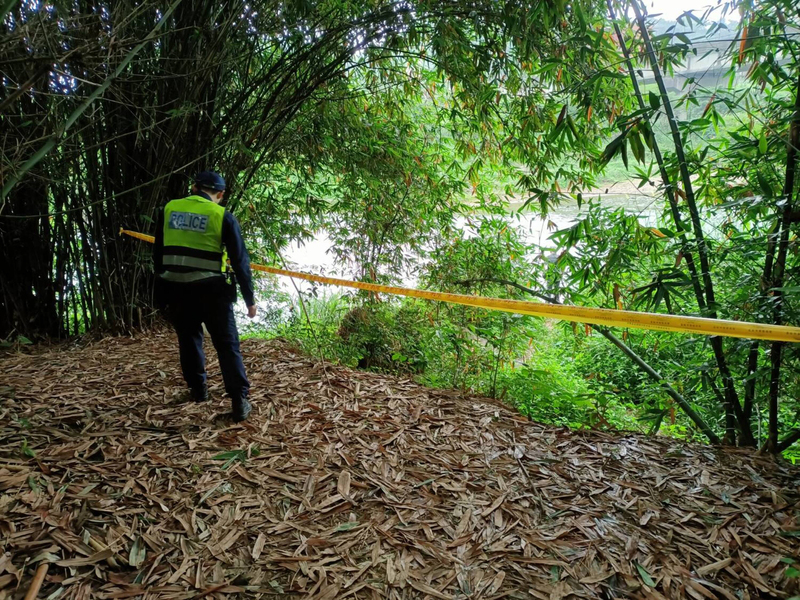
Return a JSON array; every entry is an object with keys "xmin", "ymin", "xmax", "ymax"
[
  {"xmin": 2, "ymin": 0, "xmax": 800, "ymax": 453},
  {"xmin": 0, "ymin": 0, "xmax": 608, "ymax": 334}
]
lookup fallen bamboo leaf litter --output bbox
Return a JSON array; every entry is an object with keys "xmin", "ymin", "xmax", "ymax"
[{"xmin": 0, "ymin": 330, "xmax": 799, "ymax": 599}]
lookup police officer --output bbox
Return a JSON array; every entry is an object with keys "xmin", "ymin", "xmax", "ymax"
[{"xmin": 154, "ymin": 171, "xmax": 256, "ymax": 422}]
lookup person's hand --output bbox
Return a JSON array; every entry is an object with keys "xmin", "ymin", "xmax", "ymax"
[{"xmin": 247, "ymin": 304, "xmax": 257, "ymax": 319}]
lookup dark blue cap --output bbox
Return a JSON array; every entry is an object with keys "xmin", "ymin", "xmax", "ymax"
[{"xmin": 194, "ymin": 170, "xmax": 226, "ymax": 191}]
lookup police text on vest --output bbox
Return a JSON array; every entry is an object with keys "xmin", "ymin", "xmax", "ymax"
[{"xmin": 169, "ymin": 212, "xmax": 209, "ymax": 232}]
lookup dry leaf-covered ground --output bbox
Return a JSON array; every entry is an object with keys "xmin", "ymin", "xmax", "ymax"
[{"xmin": 1, "ymin": 330, "xmax": 799, "ymax": 600}]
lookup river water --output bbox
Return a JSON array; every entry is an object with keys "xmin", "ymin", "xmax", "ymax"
[
  {"xmin": 284, "ymin": 192, "xmax": 658, "ymax": 282},
  {"xmin": 237, "ymin": 192, "xmax": 660, "ymax": 327}
]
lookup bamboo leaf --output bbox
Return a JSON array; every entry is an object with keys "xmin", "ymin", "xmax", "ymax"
[
  {"xmin": 630, "ymin": 131, "xmax": 646, "ymax": 164},
  {"xmin": 20, "ymin": 440, "xmax": 36, "ymax": 458},
  {"xmin": 601, "ymin": 130, "xmax": 628, "ymax": 165},
  {"xmin": 556, "ymin": 104, "xmax": 568, "ymax": 127},
  {"xmin": 757, "ymin": 172, "xmax": 773, "ymax": 198},
  {"xmin": 738, "ymin": 25, "xmax": 748, "ymax": 63},
  {"xmin": 621, "ymin": 139, "xmax": 629, "ymax": 169},
  {"xmin": 129, "ymin": 538, "xmax": 145, "ymax": 568},
  {"xmin": 212, "ymin": 451, "xmax": 242, "ymax": 460},
  {"xmin": 635, "ymin": 562, "xmax": 656, "ymax": 587},
  {"xmin": 702, "ymin": 92, "xmax": 716, "ymax": 117},
  {"xmin": 648, "ymin": 91, "xmax": 660, "ymax": 111},
  {"xmin": 566, "ymin": 114, "xmax": 578, "ymax": 139}
]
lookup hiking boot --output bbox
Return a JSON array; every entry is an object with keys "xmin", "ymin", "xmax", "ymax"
[
  {"xmin": 232, "ymin": 396, "xmax": 252, "ymax": 422},
  {"xmin": 190, "ymin": 384, "xmax": 209, "ymax": 403}
]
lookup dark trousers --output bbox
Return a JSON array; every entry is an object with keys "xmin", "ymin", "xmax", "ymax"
[{"xmin": 164, "ymin": 283, "xmax": 249, "ymax": 400}]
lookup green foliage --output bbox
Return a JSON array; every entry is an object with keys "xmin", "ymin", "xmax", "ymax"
[
  {"xmin": 493, "ymin": 335, "xmax": 597, "ymax": 429},
  {"xmin": 257, "ymin": 219, "xmax": 638, "ymax": 433},
  {"xmin": 19, "ymin": 439, "xmax": 35, "ymax": 459},
  {"xmin": 335, "ymin": 302, "xmax": 427, "ymax": 372},
  {"xmin": 212, "ymin": 446, "xmax": 260, "ymax": 470},
  {"xmin": 571, "ymin": 330, "xmax": 718, "ymax": 441}
]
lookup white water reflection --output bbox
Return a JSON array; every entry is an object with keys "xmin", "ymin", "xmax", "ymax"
[
  {"xmin": 237, "ymin": 193, "xmax": 660, "ymax": 328},
  {"xmin": 283, "ymin": 192, "xmax": 659, "ymax": 279}
]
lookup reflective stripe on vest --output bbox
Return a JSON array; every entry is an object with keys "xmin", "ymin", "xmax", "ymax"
[
  {"xmin": 162, "ymin": 254, "xmax": 222, "ymax": 271},
  {"xmin": 159, "ymin": 270, "xmax": 224, "ymax": 283},
  {"xmin": 161, "ymin": 195, "xmax": 228, "ymax": 282}
]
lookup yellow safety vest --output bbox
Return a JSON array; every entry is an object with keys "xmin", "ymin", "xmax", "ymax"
[{"xmin": 160, "ymin": 195, "xmax": 228, "ymax": 283}]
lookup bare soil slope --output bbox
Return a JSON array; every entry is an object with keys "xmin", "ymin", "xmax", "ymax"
[{"xmin": 1, "ymin": 331, "xmax": 798, "ymax": 599}]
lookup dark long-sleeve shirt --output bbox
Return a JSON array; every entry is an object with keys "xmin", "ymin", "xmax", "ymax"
[{"xmin": 154, "ymin": 197, "xmax": 255, "ymax": 307}]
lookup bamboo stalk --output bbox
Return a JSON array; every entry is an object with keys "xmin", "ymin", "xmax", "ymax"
[
  {"xmin": 606, "ymin": 0, "xmax": 706, "ymax": 312},
  {"xmin": 0, "ymin": 0, "xmax": 185, "ymax": 206},
  {"xmin": 629, "ymin": 0, "xmax": 753, "ymax": 445},
  {"xmin": 608, "ymin": 0, "xmax": 734, "ymax": 444},
  {"xmin": 766, "ymin": 70, "xmax": 800, "ymax": 453},
  {"xmin": 0, "ymin": 0, "xmax": 16, "ymax": 24},
  {"xmin": 23, "ymin": 563, "xmax": 48, "ymax": 600},
  {"xmin": 629, "ymin": 1, "xmax": 711, "ymax": 291}
]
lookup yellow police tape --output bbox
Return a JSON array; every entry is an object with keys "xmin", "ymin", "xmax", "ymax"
[{"xmin": 121, "ymin": 228, "xmax": 800, "ymax": 343}]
